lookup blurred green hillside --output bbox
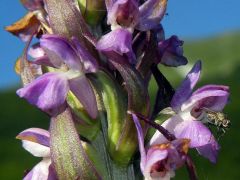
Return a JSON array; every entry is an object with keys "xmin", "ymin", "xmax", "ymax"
[{"xmin": 1, "ymin": 32, "xmax": 240, "ymax": 179}]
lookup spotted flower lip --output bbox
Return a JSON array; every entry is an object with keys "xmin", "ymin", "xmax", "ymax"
[
  {"xmin": 16, "ymin": 128, "xmax": 56, "ymax": 180},
  {"xmin": 132, "ymin": 113, "xmax": 189, "ymax": 180},
  {"xmin": 17, "ymin": 35, "xmax": 98, "ymax": 118},
  {"xmin": 150, "ymin": 60, "xmax": 230, "ymax": 163}
]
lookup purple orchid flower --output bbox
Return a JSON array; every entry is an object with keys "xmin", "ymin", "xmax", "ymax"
[
  {"xmin": 17, "ymin": 35, "xmax": 98, "ymax": 118},
  {"xmin": 157, "ymin": 35, "xmax": 188, "ymax": 67},
  {"xmin": 97, "ymin": 0, "xmax": 168, "ymax": 64},
  {"xmin": 16, "ymin": 128, "xmax": 56, "ymax": 180},
  {"xmin": 150, "ymin": 60, "xmax": 230, "ymax": 163},
  {"xmin": 132, "ymin": 113, "xmax": 189, "ymax": 180}
]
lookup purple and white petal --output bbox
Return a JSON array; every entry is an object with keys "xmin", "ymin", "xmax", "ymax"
[
  {"xmin": 17, "ymin": 128, "xmax": 50, "ymax": 147},
  {"xmin": 71, "ymin": 37, "xmax": 99, "ymax": 73},
  {"xmin": 96, "ymin": 28, "xmax": 135, "ymax": 64},
  {"xmin": 68, "ymin": 75, "xmax": 98, "ymax": 119},
  {"xmin": 40, "ymin": 35, "xmax": 82, "ymax": 70},
  {"xmin": 183, "ymin": 85, "xmax": 230, "ymax": 112},
  {"xmin": 171, "ymin": 60, "xmax": 202, "ymax": 111},
  {"xmin": 137, "ymin": 0, "xmax": 167, "ymax": 31},
  {"xmin": 17, "ymin": 128, "xmax": 50, "ymax": 157},
  {"xmin": 132, "ymin": 113, "xmax": 146, "ymax": 171},
  {"xmin": 17, "ymin": 72, "xmax": 69, "ymax": 115},
  {"xmin": 23, "ymin": 158, "xmax": 51, "ymax": 180}
]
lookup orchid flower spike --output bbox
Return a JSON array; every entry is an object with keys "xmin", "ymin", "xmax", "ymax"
[
  {"xmin": 150, "ymin": 60, "xmax": 230, "ymax": 163},
  {"xmin": 16, "ymin": 128, "xmax": 57, "ymax": 180},
  {"xmin": 132, "ymin": 113, "xmax": 189, "ymax": 180},
  {"xmin": 17, "ymin": 35, "xmax": 98, "ymax": 118}
]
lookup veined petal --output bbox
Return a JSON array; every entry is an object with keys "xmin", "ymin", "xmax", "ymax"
[
  {"xmin": 96, "ymin": 28, "xmax": 135, "ymax": 64},
  {"xmin": 17, "ymin": 72, "xmax": 69, "ymax": 115},
  {"xmin": 175, "ymin": 120, "xmax": 219, "ymax": 162},
  {"xmin": 71, "ymin": 37, "xmax": 98, "ymax": 73},
  {"xmin": 69, "ymin": 75, "xmax": 98, "ymax": 119},
  {"xmin": 175, "ymin": 120, "xmax": 213, "ymax": 148},
  {"xmin": 40, "ymin": 35, "xmax": 83, "ymax": 70},
  {"xmin": 16, "ymin": 128, "xmax": 50, "ymax": 147},
  {"xmin": 137, "ymin": 0, "xmax": 167, "ymax": 31},
  {"xmin": 183, "ymin": 85, "xmax": 230, "ymax": 112},
  {"xmin": 23, "ymin": 158, "xmax": 51, "ymax": 180},
  {"xmin": 171, "ymin": 60, "xmax": 202, "ymax": 111},
  {"xmin": 132, "ymin": 113, "xmax": 146, "ymax": 171}
]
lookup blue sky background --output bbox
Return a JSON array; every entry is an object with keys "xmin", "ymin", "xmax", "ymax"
[{"xmin": 0, "ymin": 0, "xmax": 240, "ymax": 90}]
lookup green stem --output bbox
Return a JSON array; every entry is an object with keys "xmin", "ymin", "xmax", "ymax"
[{"xmin": 92, "ymin": 90, "xmax": 136, "ymax": 180}]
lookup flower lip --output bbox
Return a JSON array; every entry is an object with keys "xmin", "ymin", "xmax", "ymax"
[
  {"xmin": 108, "ymin": 0, "xmax": 139, "ymax": 29},
  {"xmin": 131, "ymin": 113, "xmax": 189, "ymax": 179}
]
